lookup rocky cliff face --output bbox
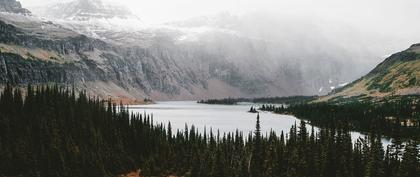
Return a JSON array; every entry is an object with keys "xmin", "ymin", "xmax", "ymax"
[
  {"xmin": 0, "ymin": 0, "xmax": 30, "ymax": 15},
  {"xmin": 36, "ymin": 0, "xmax": 136, "ymax": 21},
  {"xmin": 0, "ymin": 13, "xmax": 275, "ymax": 101},
  {"xmin": 0, "ymin": 0, "xmax": 382, "ymax": 101}
]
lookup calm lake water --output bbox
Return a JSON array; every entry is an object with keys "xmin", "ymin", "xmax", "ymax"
[{"xmin": 128, "ymin": 101, "xmax": 392, "ymax": 146}]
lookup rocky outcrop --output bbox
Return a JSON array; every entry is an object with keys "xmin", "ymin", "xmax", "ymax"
[
  {"xmin": 38, "ymin": 0, "xmax": 136, "ymax": 20},
  {"xmin": 0, "ymin": 0, "xmax": 30, "ymax": 15}
]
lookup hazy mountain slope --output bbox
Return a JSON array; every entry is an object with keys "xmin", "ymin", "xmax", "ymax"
[
  {"xmin": 164, "ymin": 12, "xmax": 386, "ymax": 95},
  {"xmin": 32, "ymin": 0, "xmax": 384, "ymax": 95},
  {"xmin": 0, "ymin": 4, "xmax": 290, "ymax": 101},
  {"xmin": 320, "ymin": 44, "xmax": 420, "ymax": 102},
  {"xmin": 0, "ymin": 0, "xmax": 398, "ymax": 101}
]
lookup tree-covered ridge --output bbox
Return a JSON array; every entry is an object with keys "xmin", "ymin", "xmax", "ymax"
[
  {"xmin": 198, "ymin": 95, "xmax": 318, "ymax": 105},
  {"xmin": 197, "ymin": 98, "xmax": 238, "ymax": 105},
  {"xmin": 260, "ymin": 96, "xmax": 420, "ymax": 140},
  {"xmin": 0, "ymin": 85, "xmax": 419, "ymax": 177}
]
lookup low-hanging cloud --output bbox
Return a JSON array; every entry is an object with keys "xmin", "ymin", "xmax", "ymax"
[{"xmin": 16, "ymin": 0, "xmax": 420, "ymax": 94}]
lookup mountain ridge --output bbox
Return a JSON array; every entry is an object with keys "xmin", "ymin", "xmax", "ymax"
[
  {"xmin": 0, "ymin": 0, "xmax": 396, "ymax": 101},
  {"xmin": 0, "ymin": 0, "xmax": 30, "ymax": 15},
  {"xmin": 0, "ymin": 12, "xmax": 285, "ymax": 101},
  {"xmin": 319, "ymin": 43, "xmax": 420, "ymax": 103}
]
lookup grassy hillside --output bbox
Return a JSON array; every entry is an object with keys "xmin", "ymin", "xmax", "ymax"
[{"xmin": 319, "ymin": 44, "xmax": 420, "ymax": 103}]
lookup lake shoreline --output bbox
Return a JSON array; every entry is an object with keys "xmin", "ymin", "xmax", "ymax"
[{"xmin": 128, "ymin": 101, "xmax": 393, "ymax": 147}]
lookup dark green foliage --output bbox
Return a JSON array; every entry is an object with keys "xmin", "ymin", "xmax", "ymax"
[
  {"xmin": 198, "ymin": 95, "xmax": 318, "ymax": 105},
  {"xmin": 0, "ymin": 85, "xmax": 417, "ymax": 177},
  {"xmin": 250, "ymin": 114, "xmax": 263, "ymax": 177},
  {"xmin": 260, "ymin": 97, "xmax": 420, "ymax": 139},
  {"xmin": 398, "ymin": 140, "xmax": 420, "ymax": 177},
  {"xmin": 251, "ymin": 96, "xmax": 318, "ymax": 105},
  {"xmin": 197, "ymin": 98, "xmax": 237, "ymax": 105},
  {"xmin": 249, "ymin": 106, "xmax": 258, "ymax": 113}
]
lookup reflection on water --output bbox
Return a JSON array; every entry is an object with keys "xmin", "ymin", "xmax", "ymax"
[{"xmin": 128, "ymin": 101, "xmax": 392, "ymax": 146}]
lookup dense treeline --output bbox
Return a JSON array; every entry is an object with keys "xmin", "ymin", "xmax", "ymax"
[
  {"xmin": 251, "ymin": 96, "xmax": 318, "ymax": 105},
  {"xmin": 260, "ymin": 97, "xmax": 420, "ymax": 139},
  {"xmin": 0, "ymin": 85, "xmax": 419, "ymax": 177},
  {"xmin": 197, "ymin": 98, "xmax": 237, "ymax": 105},
  {"xmin": 198, "ymin": 96, "xmax": 317, "ymax": 105}
]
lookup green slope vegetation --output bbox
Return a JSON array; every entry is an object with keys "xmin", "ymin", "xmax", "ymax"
[{"xmin": 321, "ymin": 44, "xmax": 420, "ymax": 103}]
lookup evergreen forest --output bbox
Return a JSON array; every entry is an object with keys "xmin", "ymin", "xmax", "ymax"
[{"xmin": 0, "ymin": 85, "xmax": 419, "ymax": 177}]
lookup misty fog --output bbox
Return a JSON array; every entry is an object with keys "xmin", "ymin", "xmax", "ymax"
[{"xmin": 9, "ymin": 0, "xmax": 420, "ymax": 96}]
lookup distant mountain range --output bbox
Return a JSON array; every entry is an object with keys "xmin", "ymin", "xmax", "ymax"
[
  {"xmin": 321, "ymin": 44, "xmax": 420, "ymax": 102},
  {"xmin": 0, "ymin": 0, "xmax": 401, "ymax": 101},
  {"xmin": 34, "ymin": 0, "xmax": 136, "ymax": 21}
]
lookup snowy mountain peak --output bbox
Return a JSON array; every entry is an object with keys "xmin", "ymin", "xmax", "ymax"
[
  {"xmin": 0, "ymin": 0, "xmax": 31, "ymax": 15},
  {"xmin": 39, "ymin": 0, "xmax": 137, "ymax": 21}
]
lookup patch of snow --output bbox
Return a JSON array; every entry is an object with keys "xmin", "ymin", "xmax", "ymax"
[
  {"xmin": 382, "ymin": 54, "xmax": 392, "ymax": 59},
  {"xmin": 338, "ymin": 82, "xmax": 349, "ymax": 87}
]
